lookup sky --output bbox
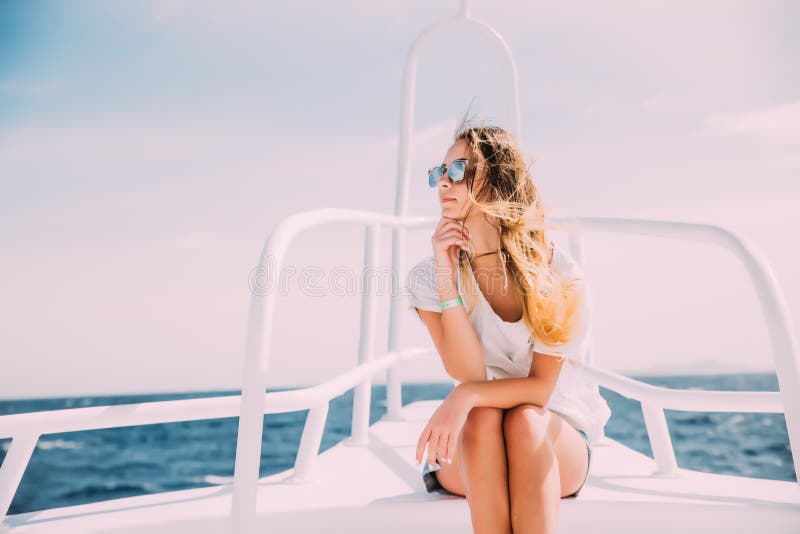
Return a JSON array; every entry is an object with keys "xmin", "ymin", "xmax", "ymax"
[{"xmin": 1, "ymin": 0, "xmax": 798, "ymax": 398}]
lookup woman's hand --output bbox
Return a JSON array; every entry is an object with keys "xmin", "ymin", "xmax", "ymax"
[
  {"xmin": 431, "ymin": 217, "xmax": 472, "ymax": 274},
  {"xmin": 415, "ymin": 384, "xmax": 476, "ymax": 469}
]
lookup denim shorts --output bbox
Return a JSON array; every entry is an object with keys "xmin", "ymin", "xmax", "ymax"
[{"xmin": 422, "ymin": 428, "xmax": 592, "ymax": 498}]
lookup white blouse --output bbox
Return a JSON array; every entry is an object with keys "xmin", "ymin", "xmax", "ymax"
[{"xmin": 405, "ymin": 242, "xmax": 611, "ymax": 441}]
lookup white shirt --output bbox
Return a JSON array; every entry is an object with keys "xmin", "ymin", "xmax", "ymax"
[{"xmin": 405, "ymin": 242, "xmax": 611, "ymax": 442}]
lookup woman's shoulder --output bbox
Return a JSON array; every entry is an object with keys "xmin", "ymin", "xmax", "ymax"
[
  {"xmin": 404, "ymin": 255, "xmax": 442, "ymax": 313},
  {"xmin": 406, "ymin": 255, "xmax": 437, "ymax": 285},
  {"xmin": 408, "ymin": 254, "xmax": 436, "ymax": 274}
]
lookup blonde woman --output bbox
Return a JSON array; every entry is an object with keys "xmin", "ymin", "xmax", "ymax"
[{"xmin": 406, "ymin": 118, "xmax": 611, "ymax": 534}]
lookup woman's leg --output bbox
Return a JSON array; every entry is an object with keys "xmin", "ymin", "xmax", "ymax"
[
  {"xmin": 434, "ymin": 406, "xmax": 511, "ymax": 534},
  {"xmin": 503, "ymin": 404, "xmax": 590, "ymax": 534}
]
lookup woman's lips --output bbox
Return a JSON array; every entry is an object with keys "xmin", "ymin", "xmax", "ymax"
[{"xmin": 440, "ymin": 198, "xmax": 455, "ymax": 203}]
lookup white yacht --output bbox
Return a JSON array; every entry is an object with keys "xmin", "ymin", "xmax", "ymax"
[{"xmin": 2, "ymin": 2, "xmax": 799, "ymax": 532}]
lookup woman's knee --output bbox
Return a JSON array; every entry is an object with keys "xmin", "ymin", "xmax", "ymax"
[
  {"xmin": 502, "ymin": 404, "xmax": 550, "ymax": 444},
  {"xmin": 461, "ymin": 406, "xmax": 504, "ymax": 444}
]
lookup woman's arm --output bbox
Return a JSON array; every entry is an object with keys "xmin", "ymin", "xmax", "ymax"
[
  {"xmin": 414, "ymin": 218, "xmax": 487, "ymax": 383},
  {"xmin": 416, "ymin": 274, "xmax": 487, "ymax": 383},
  {"xmin": 459, "ymin": 351, "xmax": 565, "ymax": 409}
]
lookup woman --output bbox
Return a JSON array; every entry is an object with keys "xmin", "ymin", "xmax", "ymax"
[{"xmin": 406, "ymin": 119, "xmax": 611, "ymax": 534}]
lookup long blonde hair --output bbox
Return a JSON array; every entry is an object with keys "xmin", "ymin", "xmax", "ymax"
[{"xmin": 452, "ymin": 115, "xmax": 583, "ymax": 355}]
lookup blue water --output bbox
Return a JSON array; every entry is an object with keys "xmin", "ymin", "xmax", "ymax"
[{"xmin": 0, "ymin": 373, "xmax": 795, "ymax": 516}]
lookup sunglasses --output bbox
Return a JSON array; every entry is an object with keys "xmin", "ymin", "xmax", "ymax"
[{"xmin": 428, "ymin": 158, "xmax": 469, "ymax": 188}]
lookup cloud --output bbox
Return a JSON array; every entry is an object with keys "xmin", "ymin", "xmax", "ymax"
[
  {"xmin": 642, "ymin": 93, "xmax": 665, "ymax": 110},
  {"xmin": 703, "ymin": 100, "xmax": 800, "ymax": 148},
  {"xmin": 173, "ymin": 230, "xmax": 225, "ymax": 248}
]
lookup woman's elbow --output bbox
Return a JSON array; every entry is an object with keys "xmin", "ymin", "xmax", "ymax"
[{"xmin": 446, "ymin": 363, "xmax": 488, "ymax": 384}]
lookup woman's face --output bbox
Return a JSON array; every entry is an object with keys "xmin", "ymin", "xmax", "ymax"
[{"xmin": 436, "ymin": 139, "xmax": 486, "ymax": 221}]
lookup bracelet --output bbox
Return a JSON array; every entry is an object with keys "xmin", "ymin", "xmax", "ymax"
[{"xmin": 440, "ymin": 295, "xmax": 463, "ymax": 310}]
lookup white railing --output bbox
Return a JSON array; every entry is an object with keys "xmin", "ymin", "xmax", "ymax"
[
  {"xmin": 583, "ymin": 365, "xmax": 785, "ymax": 476},
  {"xmin": 560, "ymin": 216, "xmax": 800, "ymax": 482},
  {"xmin": 228, "ymin": 208, "xmax": 800, "ymax": 533},
  {"xmin": 0, "ymin": 207, "xmax": 437, "ymax": 526},
  {"xmin": 229, "ymin": 208, "xmax": 437, "ymax": 532},
  {"xmin": 0, "ymin": 342, "xmax": 433, "ymax": 521},
  {"xmin": 1, "ymin": 209, "xmax": 797, "ymax": 529}
]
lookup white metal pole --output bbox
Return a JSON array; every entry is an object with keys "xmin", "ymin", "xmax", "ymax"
[
  {"xmin": 641, "ymin": 403, "xmax": 679, "ymax": 477},
  {"xmin": 0, "ymin": 432, "xmax": 39, "ymax": 519},
  {"xmin": 348, "ymin": 224, "xmax": 381, "ymax": 445},
  {"xmin": 231, "ymin": 239, "xmax": 283, "ymax": 533}
]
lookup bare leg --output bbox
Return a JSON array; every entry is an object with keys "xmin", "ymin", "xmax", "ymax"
[
  {"xmin": 503, "ymin": 404, "xmax": 590, "ymax": 534},
  {"xmin": 433, "ymin": 406, "xmax": 511, "ymax": 534}
]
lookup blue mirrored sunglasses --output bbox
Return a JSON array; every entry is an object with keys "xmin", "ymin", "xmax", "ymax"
[{"xmin": 428, "ymin": 158, "xmax": 469, "ymax": 188}]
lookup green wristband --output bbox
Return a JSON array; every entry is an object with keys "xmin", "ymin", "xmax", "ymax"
[{"xmin": 440, "ymin": 295, "xmax": 463, "ymax": 310}]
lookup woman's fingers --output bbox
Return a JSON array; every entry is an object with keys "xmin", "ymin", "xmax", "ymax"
[
  {"xmin": 416, "ymin": 426, "xmax": 431, "ymax": 465},
  {"xmin": 435, "ymin": 229, "xmax": 470, "ymax": 251},
  {"xmin": 439, "ymin": 219, "xmax": 471, "ymax": 238},
  {"xmin": 437, "ymin": 433, "xmax": 448, "ymax": 464},
  {"xmin": 444, "ymin": 238, "xmax": 469, "ymax": 253},
  {"xmin": 434, "ymin": 219, "xmax": 469, "ymax": 238},
  {"xmin": 443, "ymin": 432, "xmax": 455, "ymax": 465},
  {"xmin": 417, "ymin": 423, "xmax": 458, "ymax": 468},
  {"xmin": 432, "ymin": 219, "xmax": 471, "ymax": 269},
  {"xmin": 440, "ymin": 228, "xmax": 470, "ymax": 241},
  {"xmin": 431, "ymin": 431, "xmax": 453, "ymax": 466},
  {"xmin": 427, "ymin": 431, "xmax": 442, "ymax": 468}
]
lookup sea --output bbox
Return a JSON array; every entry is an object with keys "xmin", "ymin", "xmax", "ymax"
[{"xmin": 0, "ymin": 372, "xmax": 795, "ymax": 516}]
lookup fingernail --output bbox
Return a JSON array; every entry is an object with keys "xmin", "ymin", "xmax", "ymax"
[{"xmin": 447, "ymin": 458, "xmax": 452, "ymax": 464}]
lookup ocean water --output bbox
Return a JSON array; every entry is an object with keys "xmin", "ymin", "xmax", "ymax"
[{"xmin": 0, "ymin": 372, "xmax": 795, "ymax": 516}]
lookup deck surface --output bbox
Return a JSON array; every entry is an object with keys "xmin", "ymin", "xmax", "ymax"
[{"xmin": 3, "ymin": 400, "xmax": 800, "ymax": 533}]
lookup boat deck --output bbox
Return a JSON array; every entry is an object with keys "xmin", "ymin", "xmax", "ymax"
[{"xmin": 3, "ymin": 399, "xmax": 799, "ymax": 533}]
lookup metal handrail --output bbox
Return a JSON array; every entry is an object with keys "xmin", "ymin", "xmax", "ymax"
[
  {"xmin": 561, "ymin": 216, "xmax": 800, "ymax": 481},
  {"xmin": 1, "ymin": 209, "xmax": 796, "ymax": 526},
  {"xmin": 585, "ymin": 365, "xmax": 784, "ymax": 413},
  {"xmin": 0, "ymin": 207, "xmax": 437, "ymax": 524},
  {"xmin": 229, "ymin": 206, "xmax": 800, "ymax": 533},
  {"xmin": 230, "ymin": 208, "xmax": 436, "ymax": 532},
  {"xmin": 583, "ymin": 365, "xmax": 788, "ymax": 476},
  {"xmin": 0, "ymin": 343, "xmax": 434, "ymax": 520}
]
